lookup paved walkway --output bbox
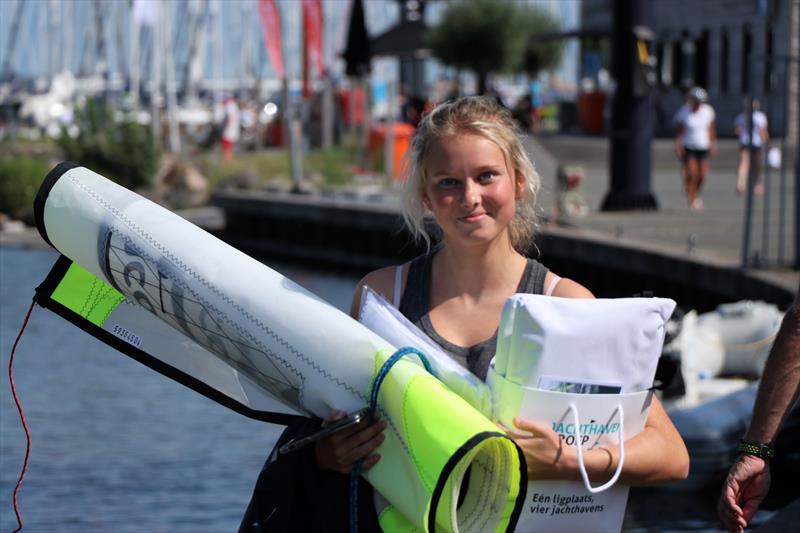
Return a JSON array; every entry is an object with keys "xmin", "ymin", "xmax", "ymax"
[{"xmin": 528, "ymin": 134, "xmax": 799, "ymax": 294}]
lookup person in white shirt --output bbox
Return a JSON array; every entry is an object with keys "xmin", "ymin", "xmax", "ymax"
[
  {"xmin": 221, "ymin": 96, "xmax": 241, "ymax": 163},
  {"xmin": 734, "ymin": 99, "xmax": 769, "ymax": 195},
  {"xmin": 674, "ymin": 87, "xmax": 717, "ymax": 211}
]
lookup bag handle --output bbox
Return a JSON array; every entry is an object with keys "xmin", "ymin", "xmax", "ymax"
[{"xmin": 567, "ymin": 402, "xmax": 625, "ymax": 494}]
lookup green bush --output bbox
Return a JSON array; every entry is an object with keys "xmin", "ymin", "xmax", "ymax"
[
  {"xmin": 57, "ymin": 99, "xmax": 159, "ymax": 189},
  {"xmin": 0, "ymin": 156, "xmax": 51, "ymax": 214}
]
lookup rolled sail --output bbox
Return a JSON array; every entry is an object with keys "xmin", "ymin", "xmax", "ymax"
[{"xmin": 32, "ymin": 162, "xmax": 525, "ymax": 532}]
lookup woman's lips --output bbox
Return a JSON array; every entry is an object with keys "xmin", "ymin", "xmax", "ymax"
[{"xmin": 459, "ymin": 212, "xmax": 487, "ymax": 223}]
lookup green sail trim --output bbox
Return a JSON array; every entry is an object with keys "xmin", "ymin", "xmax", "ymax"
[
  {"xmin": 366, "ymin": 351, "xmax": 526, "ymax": 532},
  {"xmin": 51, "ymin": 262, "xmax": 124, "ymax": 326}
]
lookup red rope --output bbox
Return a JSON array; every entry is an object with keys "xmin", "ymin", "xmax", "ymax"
[{"xmin": 8, "ymin": 301, "xmax": 35, "ymax": 533}]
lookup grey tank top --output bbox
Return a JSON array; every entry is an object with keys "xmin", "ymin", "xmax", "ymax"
[{"xmin": 398, "ymin": 251, "xmax": 549, "ymax": 381}]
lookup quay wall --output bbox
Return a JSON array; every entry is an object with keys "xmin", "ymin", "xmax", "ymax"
[{"xmin": 212, "ymin": 190, "xmax": 796, "ymax": 312}]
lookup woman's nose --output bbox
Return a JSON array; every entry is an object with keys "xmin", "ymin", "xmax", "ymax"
[{"xmin": 461, "ymin": 180, "xmax": 479, "ymax": 206}]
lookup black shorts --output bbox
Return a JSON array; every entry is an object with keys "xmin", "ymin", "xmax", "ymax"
[
  {"xmin": 739, "ymin": 145, "xmax": 763, "ymax": 153},
  {"xmin": 684, "ymin": 148, "xmax": 709, "ymax": 161}
]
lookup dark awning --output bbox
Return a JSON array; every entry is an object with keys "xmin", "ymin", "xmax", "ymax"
[{"xmin": 371, "ymin": 20, "xmax": 430, "ymax": 58}]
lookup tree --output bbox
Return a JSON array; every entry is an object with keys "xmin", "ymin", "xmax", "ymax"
[
  {"xmin": 427, "ymin": 0, "xmax": 528, "ymax": 95},
  {"xmin": 520, "ymin": 8, "xmax": 564, "ymax": 79},
  {"xmin": 57, "ymin": 99, "xmax": 159, "ymax": 190}
]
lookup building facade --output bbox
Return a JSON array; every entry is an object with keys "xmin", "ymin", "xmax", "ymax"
[{"xmin": 582, "ymin": 0, "xmax": 799, "ymax": 141}]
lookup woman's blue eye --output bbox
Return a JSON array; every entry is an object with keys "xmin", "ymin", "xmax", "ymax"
[
  {"xmin": 438, "ymin": 178, "xmax": 459, "ymax": 188},
  {"xmin": 477, "ymin": 171, "xmax": 495, "ymax": 183}
]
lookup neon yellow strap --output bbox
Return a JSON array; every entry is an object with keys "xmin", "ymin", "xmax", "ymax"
[{"xmin": 51, "ymin": 263, "xmax": 123, "ymax": 326}]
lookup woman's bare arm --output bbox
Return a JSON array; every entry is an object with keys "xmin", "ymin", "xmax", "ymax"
[{"xmin": 349, "ymin": 266, "xmax": 399, "ymax": 318}]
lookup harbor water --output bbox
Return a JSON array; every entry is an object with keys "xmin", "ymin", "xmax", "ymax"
[
  {"xmin": 0, "ymin": 247, "xmax": 357, "ymax": 533},
  {"xmin": 0, "ymin": 247, "xmax": 776, "ymax": 532}
]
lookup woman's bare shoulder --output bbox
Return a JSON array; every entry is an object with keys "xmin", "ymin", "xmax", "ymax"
[
  {"xmin": 349, "ymin": 265, "xmax": 401, "ymax": 318},
  {"xmin": 550, "ymin": 274, "xmax": 595, "ymax": 299}
]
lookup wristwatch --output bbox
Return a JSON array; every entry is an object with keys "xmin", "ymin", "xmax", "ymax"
[{"xmin": 737, "ymin": 440, "xmax": 775, "ymax": 460}]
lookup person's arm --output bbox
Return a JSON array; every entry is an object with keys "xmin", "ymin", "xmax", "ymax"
[
  {"xmin": 550, "ymin": 276, "xmax": 595, "ymax": 299},
  {"xmin": 718, "ymin": 288, "xmax": 800, "ymax": 532},
  {"xmin": 511, "ymin": 383, "xmax": 689, "ymax": 485},
  {"xmin": 510, "ymin": 277, "xmax": 690, "ymax": 485},
  {"xmin": 709, "ymin": 120, "xmax": 718, "ymax": 157},
  {"xmin": 348, "ymin": 266, "xmax": 397, "ymax": 319},
  {"xmin": 760, "ymin": 125, "xmax": 769, "ymax": 147},
  {"xmin": 674, "ymin": 123, "xmax": 685, "ymax": 158}
]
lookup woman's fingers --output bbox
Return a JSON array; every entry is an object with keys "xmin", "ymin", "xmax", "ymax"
[
  {"xmin": 339, "ymin": 427, "xmax": 386, "ymax": 466},
  {"xmin": 361, "ymin": 453, "xmax": 381, "ymax": 470},
  {"xmin": 327, "ymin": 415, "xmax": 374, "ymax": 444},
  {"xmin": 322, "ymin": 409, "xmax": 347, "ymax": 424},
  {"xmin": 321, "ymin": 417, "xmax": 388, "ymax": 473},
  {"xmin": 512, "ymin": 416, "xmax": 552, "ymax": 437}
]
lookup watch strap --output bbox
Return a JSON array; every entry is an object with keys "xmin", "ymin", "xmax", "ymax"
[{"xmin": 738, "ymin": 440, "xmax": 775, "ymax": 460}]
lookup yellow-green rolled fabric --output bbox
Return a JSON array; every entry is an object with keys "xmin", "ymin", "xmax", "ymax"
[{"xmin": 365, "ymin": 351, "xmax": 526, "ymax": 532}]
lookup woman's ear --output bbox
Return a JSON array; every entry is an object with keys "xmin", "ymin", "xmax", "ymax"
[{"xmin": 514, "ymin": 173, "xmax": 525, "ymax": 200}]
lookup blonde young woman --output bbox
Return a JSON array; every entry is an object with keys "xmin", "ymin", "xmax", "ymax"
[{"xmin": 314, "ymin": 97, "xmax": 688, "ymax": 521}]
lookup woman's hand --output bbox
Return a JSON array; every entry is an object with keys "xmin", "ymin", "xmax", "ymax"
[
  {"xmin": 314, "ymin": 410, "xmax": 387, "ymax": 474},
  {"xmin": 505, "ymin": 416, "xmax": 575, "ymax": 480},
  {"xmin": 508, "ymin": 397, "xmax": 688, "ymax": 485}
]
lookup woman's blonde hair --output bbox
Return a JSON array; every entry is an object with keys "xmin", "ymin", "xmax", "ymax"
[{"xmin": 401, "ymin": 96, "xmax": 540, "ymax": 253}]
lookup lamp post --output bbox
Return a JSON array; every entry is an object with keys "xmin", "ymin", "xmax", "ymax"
[{"xmin": 602, "ymin": 0, "xmax": 659, "ymax": 211}]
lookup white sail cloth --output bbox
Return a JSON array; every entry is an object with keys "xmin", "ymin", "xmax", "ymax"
[{"xmin": 39, "ymin": 164, "xmax": 387, "ymax": 416}]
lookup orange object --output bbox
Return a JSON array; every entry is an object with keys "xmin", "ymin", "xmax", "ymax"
[
  {"xmin": 577, "ymin": 91, "xmax": 606, "ymax": 135},
  {"xmin": 368, "ymin": 123, "xmax": 415, "ymax": 178}
]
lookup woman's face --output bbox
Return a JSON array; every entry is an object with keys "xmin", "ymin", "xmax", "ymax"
[{"xmin": 423, "ymin": 134, "xmax": 522, "ymax": 247}]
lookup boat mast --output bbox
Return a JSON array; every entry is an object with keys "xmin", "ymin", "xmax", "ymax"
[
  {"xmin": 151, "ymin": 0, "xmax": 163, "ymax": 144},
  {"xmin": 77, "ymin": 3, "xmax": 94, "ymax": 77},
  {"xmin": 181, "ymin": 0, "xmax": 208, "ymax": 105},
  {"xmin": 1, "ymin": 0, "xmax": 26, "ymax": 79},
  {"xmin": 93, "ymin": 0, "xmax": 109, "ymax": 96},
  {"xmin": 162, "ymin": 0, "xmax": 181, "ymax": 152},
  {"xmin": 115, "ymin": 1, "xmax": 128, "ymax": 89},
  {"xmin": 62, "ymin": 0, "xmax": 72, "ymax": 73},
  {"xmin": 213, "ymin": 0, "xmax": 224, "ymax": 104},
  {"xmin": 241, "ymin": 0, "xmax": 256, "ymax": 94},
  {"xmin": 130, "ymin": 1, "xmax": 141, "ymax": 110},
  {"xmin": 47, "ymin": 0, "xmax": 59, "ymax": 77}
]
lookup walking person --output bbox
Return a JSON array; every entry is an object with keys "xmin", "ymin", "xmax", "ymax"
[
  {"xmin": 734, "ymin": 98, "xmax": 770, "ymax": 195},
  {"xmin": 221, "ymin": 95, "xmax": 240, "ymax": 163},
  {"xmin": 674, "ymin": 87, "xmax": 717, "ymax": 211},
  {"xmin": 718, "ymin": 284, "xmax": 800, "ymax": 532}
]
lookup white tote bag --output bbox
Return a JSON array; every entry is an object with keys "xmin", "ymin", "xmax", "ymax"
[
  {"xmin": 488, "ymin": 366, "xmax": 652, "ymax": 533},
  {"xmin": 490, "ymin": 294, "xmax": 675, "ymax": 532}
]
